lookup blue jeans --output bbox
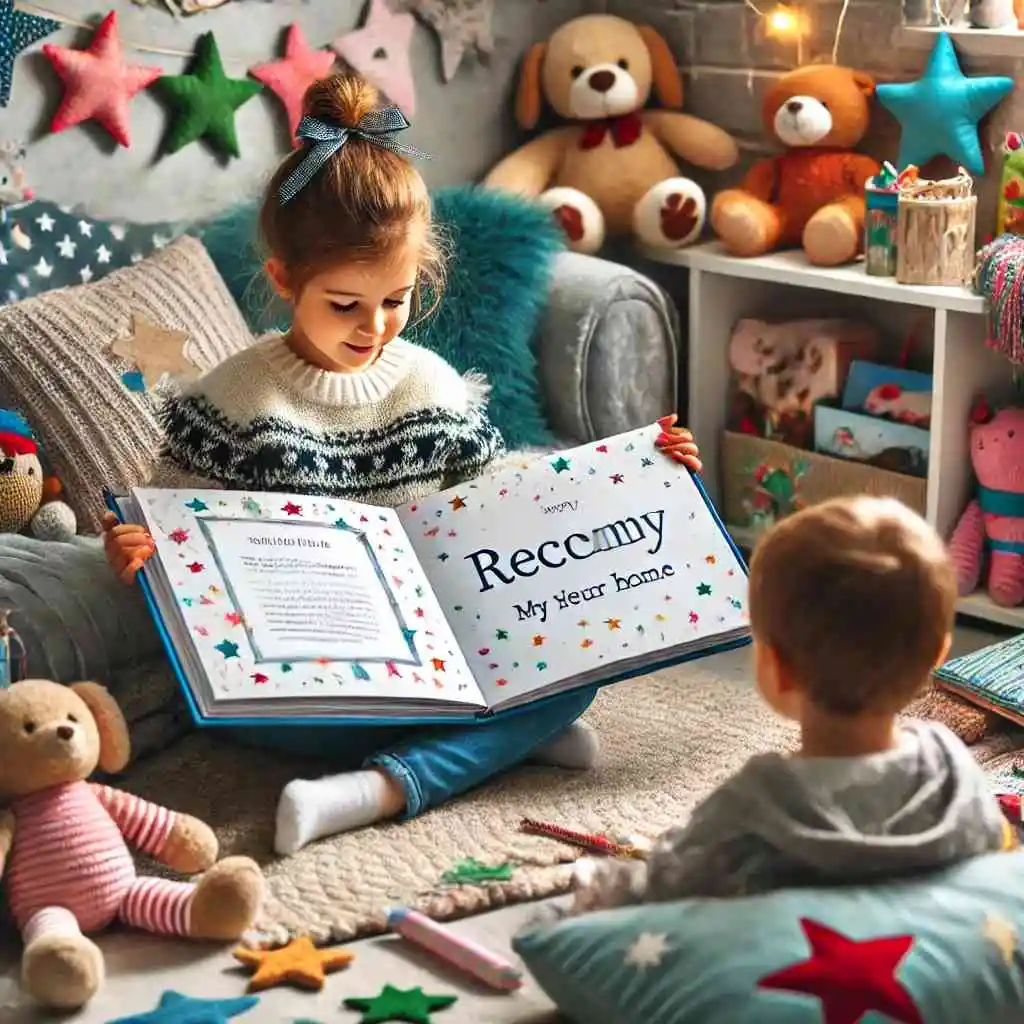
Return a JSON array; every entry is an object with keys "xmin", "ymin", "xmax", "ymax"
[{"xmin": 235, "ymin": 686, "xmax": 597, "ymax": 818}]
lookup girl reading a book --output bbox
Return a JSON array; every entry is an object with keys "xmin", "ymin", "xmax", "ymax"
[{"xmin": 101, "ymin": 74, "xmax": 702, "ymax": 855}]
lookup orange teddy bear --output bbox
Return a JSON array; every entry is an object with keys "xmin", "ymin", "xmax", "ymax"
[{"xmin": 711, "ymin": 64, "xmax": 880, "ymax": 267}]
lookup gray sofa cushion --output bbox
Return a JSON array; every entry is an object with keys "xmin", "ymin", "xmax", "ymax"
[
  {"xmin": 0, "ymin": 534, "xmax": 187, "ymax": 759},
  {"xmin": 537, "ymin": 252, "xmax": 679, "ymax": 443},
  {"xmin": 0, "ymin": 534, "xmax": 162, "ymax": 683}
]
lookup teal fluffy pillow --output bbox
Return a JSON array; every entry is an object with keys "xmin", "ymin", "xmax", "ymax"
[
  {"xmin": 196, "ymin": 186, "xmax": 563, "ymax": 449},
  {"xmin": 403, "ymin": 187, "xmax": 562, "ymax": 449},
  {"xmin": 514, "ymin": 851, "xmax": 1024, "ymax": 1024}
]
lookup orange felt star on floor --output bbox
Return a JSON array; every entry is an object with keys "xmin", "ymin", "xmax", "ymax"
[
  {"xmin": 249, "ymin": 23, "xmax": 335, "ymax": 143},
  {"xmin": 233, "ymin": 936, "xmax": 354, "ymax": 992},
  {"xmin": 42, "ymin": 11, "xmax": 161, "ymax": 147}
]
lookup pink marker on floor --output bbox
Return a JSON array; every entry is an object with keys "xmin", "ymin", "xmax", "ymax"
[{"xmin": 386, "ymin": 907, "xmax": 523, "ymax": 991}]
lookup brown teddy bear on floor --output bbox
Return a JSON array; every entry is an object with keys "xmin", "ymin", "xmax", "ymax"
[
  {"xmin": 710, "ymin": 64, "xmax": 881, "ymax": 266},
  {"xmin": 483, "ymin": 13, "xmax": 739, "ymax": 254},
  {"xmin": 0, "ymin": 679, "xmax": 265, "ymax": 1010}
]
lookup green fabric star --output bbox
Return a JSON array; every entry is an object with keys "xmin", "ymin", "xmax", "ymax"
[
  {"xmin": 344, "ymin": 985, "xmax": 456, "ymax": 1023},
  {"xmin": 154, "ymin": 32, "xmax": 262, "ymax": 157},
  {"xmin": 551, "ymin": 456, "xmax": 571, "ymax": 473},
  {"xmin": 696, "ymin": 582, "xmax": 712, "ymax": 596},
  {"xmin": 441, "ymin": 857, "xmax": 514, "ymax": 885}
]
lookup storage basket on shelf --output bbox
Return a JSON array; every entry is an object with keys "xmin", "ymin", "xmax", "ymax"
[
  {"xmin": 720, "ymin": 431, "xmax": 927, "ymax": 534},
  {"xmin": 895, "ymin": 166, "xmax": 976, "ymax": 287}
]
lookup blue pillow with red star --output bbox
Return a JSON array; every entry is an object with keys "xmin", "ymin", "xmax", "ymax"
[
  {"xmin": 514, "ymin": 850, "xmax": 1024, "ymax": 1024},
  {"xmin": 0, "ymin": 199, "xmax": 183, "ymax": 306}
]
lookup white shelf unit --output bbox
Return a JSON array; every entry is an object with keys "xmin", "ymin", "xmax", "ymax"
[{"xmin": 641, "ymin": 242, "xmax": 1022, "ymax": 629}]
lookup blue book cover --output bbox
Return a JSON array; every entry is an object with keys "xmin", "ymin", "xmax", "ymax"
[{"xmin": 107, "ymin": 425, "xmax": 750, "ymax": 727}]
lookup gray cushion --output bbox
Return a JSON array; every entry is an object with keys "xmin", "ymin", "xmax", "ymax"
[
  {"xmin": 537, "ymin": 252, "xmax": 679, "ymax": 443},
  {"xmin": 0, "ymin": 534, "xmax": 162, "ymax": 683}
]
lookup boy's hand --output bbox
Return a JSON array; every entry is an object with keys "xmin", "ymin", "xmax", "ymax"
[
  {"xmin": 102, "ymin": 511, "xmax": 155, "ymax": 584},
  {"xmin": 655, "ymin": 414, "xmax": 702, "ymax": 473}
]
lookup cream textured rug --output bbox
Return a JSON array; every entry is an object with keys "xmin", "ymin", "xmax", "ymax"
[
  {"xmin": 112, "ymin": 667, "xmax": 789, "ymax": 947},
  {"xmin": 110, "ymin": 667, "xmax": 1024, "ymax": 948}
]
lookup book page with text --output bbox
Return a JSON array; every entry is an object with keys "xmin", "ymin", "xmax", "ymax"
[
  {"xmin": 398, "ymin": 426, "xmax": 749, "ymax": 708},
  {"xmin": 132, "ymin": 488, "xmax": 483, "ymax": 710}
]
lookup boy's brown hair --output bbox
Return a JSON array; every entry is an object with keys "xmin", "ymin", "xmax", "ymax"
[
  {"xmin": 748, "ymin": 496, "xmax": 957, "ymax": 716},
  {"xmin": 258, "ymin": 74, "xmax": 446, "ymax": 320}
]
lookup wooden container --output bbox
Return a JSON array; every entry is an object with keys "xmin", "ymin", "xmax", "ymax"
[
  {"xmin": 720, "ymin": 431, "xmax": 927, "ymax": 534},
  {"xmin": 896, "ymin": 174, "xmax": 977, "ymax": 287}
]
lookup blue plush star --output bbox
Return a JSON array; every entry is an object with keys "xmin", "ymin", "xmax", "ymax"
[
  {"xmin": 876, "ymin": 32, "xmax": 1012, "ymax": 175},
  {"xmin": 106, "ymin": 990, "xmax": 259, "ymax": 1024},
  {"xmin": 0, "ymin": 0, "xmax": 58, "ymax": 107}
]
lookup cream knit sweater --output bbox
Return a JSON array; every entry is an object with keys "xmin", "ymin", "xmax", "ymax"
[{"xmin": 151, "ymin": 334, "xmax": 506, "ymax": 507}]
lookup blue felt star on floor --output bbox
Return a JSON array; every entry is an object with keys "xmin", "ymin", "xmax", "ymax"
[
  {"xmin": 876, "ymin": 31, "xmax": 1012, "ymax": 175},
  {"xmin": 106, "ymin": 991, "xmax": 259, "ymax": 1024}
]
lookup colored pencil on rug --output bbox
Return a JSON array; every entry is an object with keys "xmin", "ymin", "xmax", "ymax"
[
  {"xmin": 386, "ymin": 907, "xmax": 522, "ymax": 991},
  {"xmin": 519, "ymin": 817, "xmax": 646, "ymax": 858}
]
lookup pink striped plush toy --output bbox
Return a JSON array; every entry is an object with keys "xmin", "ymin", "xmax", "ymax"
[{"xmin": 0, "ymin": 679, "xmax": 265, "ymax": 1011}]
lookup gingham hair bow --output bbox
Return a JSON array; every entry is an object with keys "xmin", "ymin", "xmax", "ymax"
[{"xmin": 278, "ymin": 108, "xmax": 428, "ymax": 204}]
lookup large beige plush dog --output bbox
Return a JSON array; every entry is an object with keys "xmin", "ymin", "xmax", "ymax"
[{"xmin": 483, "ymin": 13, "xmax": 738, "ymax": 254}]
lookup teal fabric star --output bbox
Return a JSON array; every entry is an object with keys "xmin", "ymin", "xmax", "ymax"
[
  {"xmin": 0, "ymin": 0, "xmax": 58, "ymax": 106},
  {"xmin": 185, "ymin": 498, "xmax": 209, "ymax": 512},
  {"xmin": 551, "ymin": 457, "xmax": 571, "ymax": 473},
  {"xmin": 876, "ymin": 32, "xmax": 1012, "ymax": 175},
  {"xmin": 107, "ymin": 990, "xmax": 259, "ymax": 1024}
]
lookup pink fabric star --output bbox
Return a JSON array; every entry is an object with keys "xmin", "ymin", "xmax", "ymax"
[
  {"xmin": 249, "ymin": 23, "xmax": 335, "ymax": 143},
  {"xmin": 331, "ymin": 0, "xmax": 417, "ymax": 116},
  {"xmin": 42, "ymin": 11, "xmax": 161, "ymax": 148}
]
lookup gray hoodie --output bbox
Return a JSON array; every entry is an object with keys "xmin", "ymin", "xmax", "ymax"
[{"xmin": 576, "ymin": 721, "xmax": 1012, "ymax": 910}]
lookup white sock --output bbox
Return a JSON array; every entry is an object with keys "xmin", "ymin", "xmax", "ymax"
[
  {"xmin": 274, "ymin": 769, "xmax": 393, "ymax": 855},
  {"xmin": 528, "ymin": 720, "xmax": 600, "ymax": 770}
]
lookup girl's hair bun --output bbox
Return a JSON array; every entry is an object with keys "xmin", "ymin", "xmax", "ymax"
[{"xmin": 303, "ymin": 73, "xmax": 379, "ymax": 128}]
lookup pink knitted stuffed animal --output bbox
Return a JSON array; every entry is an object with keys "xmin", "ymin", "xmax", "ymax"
[
  {"xmin": 949, "ymin": 403, "xmax": 1024, "ymax": 606},
  {"xmin": 0, "ymin": 679, "xmax": 265, "ymax": 1010}
]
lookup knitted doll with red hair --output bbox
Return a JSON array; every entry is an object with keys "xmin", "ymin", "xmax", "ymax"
[{"xmin": 0, "ymin": 410, "xmax": 76, "ymax": 540}]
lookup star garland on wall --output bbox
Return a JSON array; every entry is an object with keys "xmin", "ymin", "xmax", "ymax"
[
  {"xmin": 0, "ymin": 0, "xmax": 497, "ymax": 162},
  {"xmin": 42, "ymin": 12, "xmax": 160, "ymax": 147},
  {"xmin": 153, "ymin": 32, "xmax": 262, "ymax": 158},
  {"xmin": 405, "ymin": 0, "xmax": 494, "ymax": 83}
]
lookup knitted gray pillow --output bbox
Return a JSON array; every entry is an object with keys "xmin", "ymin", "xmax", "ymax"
[{"xmin": 0, "ymin": 236, "xmax": 253, "ymax": 533}]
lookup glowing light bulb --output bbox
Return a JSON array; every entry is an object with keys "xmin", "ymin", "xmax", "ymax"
[{"xmin": 765, "ymin": 4, "xmax": 809, "ymax": 39}]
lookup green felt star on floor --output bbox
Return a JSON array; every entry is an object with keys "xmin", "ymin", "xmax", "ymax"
[
  {"xmin": 153, "ymin": 31, "xmax": 262, "ymax": 157},
  {"xmin": 344, "ymin": 985, "xmax": 456, "ymax": 1024},
  {"xmin": 551, "ymin": 456, "xmax": 571, "ymax": 473},
  {"xmin": 441, "ymin": 857, "xmax": 515, "ymax": 885}
]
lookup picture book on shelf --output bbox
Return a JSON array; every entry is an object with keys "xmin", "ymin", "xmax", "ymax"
[{"xmin": 107, "ymin": 424, "xmax": 751, "ymax": 726}]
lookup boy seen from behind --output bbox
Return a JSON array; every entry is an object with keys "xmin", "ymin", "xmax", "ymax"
[{"xmin": 575, "ymin": 496, "xmax": 1014, "ymax": 911}]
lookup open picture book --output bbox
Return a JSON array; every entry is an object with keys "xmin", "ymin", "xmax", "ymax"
[{"xmin": 108, "ymin": 424, "xmax": 750, "ymax": 726}]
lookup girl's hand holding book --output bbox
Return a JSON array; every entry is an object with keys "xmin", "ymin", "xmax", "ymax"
[
  {"xmin": 655, "ymin": 414, "xmax": 702, "ymax": 473},
  {"xmin": 101, "ymin": 511, "xmax": 156, "ymax": 584}
]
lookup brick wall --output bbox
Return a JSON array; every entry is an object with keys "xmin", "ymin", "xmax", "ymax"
[{"xmin": 595, "ymin": 0, "xmax": 1020, "ymax": 235}]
